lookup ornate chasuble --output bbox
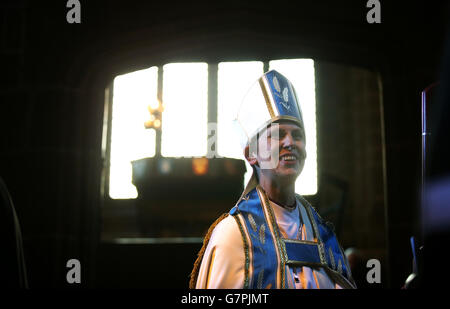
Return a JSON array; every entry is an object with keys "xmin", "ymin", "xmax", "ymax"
[{"xmin": 229, "ymin": 185, "xmax": 355, "ymax": 289}]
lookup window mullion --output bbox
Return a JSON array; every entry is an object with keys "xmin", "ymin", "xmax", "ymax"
[
  {"xmin": 208, "ymin": 63, "xmax": 218, "ymax": 156},
  {"xmin": 102, "ymin": 82, "xmax": 114, "ymax": 200},
  {"xmin": 156, "ymin": 66, "xmax": 163, "ymax": 157},
  {"xmin": 263, "ymin": 61, "xmax": 269, "ymax": 73}
]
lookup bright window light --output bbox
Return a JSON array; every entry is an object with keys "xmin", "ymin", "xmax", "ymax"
[
  {"xmin": 109, "ymin": 67, "xmax": 158, "ymax": 199},
  {"xmin": 161, "ymin": 63, "xmax": 208, "ymax": 157},
  {"xmin": 269, "ymin": 59, "xmax": 317, "ymax": 195},
  {"xmin": 107, "ymin": 60, "xmax": 317, "ymax": 200},
  {"xmin": 218, "ymin": 61, "xmax": 264, "ymax": 187}
]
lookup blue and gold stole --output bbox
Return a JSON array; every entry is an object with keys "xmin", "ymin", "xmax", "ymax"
[{"xmin": 230, "ymin": 185, "xmax": 356, "ymax": 289}]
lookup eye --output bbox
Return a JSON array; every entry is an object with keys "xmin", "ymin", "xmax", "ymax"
[
  {"xmin": 267, "ymin": 129, "xmax": 285, "ymax": 140},
  {"xmin": 292, "ymin": 130, "xmax": 304, "ymax": 140}
]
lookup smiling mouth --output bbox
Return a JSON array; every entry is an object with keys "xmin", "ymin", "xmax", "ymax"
[{"xmin": 279, "ymin": 154, "xmax": 298, "ymax": 162}]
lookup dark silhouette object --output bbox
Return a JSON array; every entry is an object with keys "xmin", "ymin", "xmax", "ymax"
[
  {"xmin": 422, "ymin": 22, "xmax": 450, "ymax": 288},
  {"xmin": 345, "ymin": 248, "xmax": 369, "ymax": 289},
  {"xmin": 319, "ymin": 173, "xmax": 349, "ymax": 240},
  {"xmin": 0, "ymin": 176, "xmax": 28, "ymax": 288}
]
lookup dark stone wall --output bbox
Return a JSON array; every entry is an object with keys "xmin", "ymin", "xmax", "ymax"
[{"xmin": 315, "ymin": 62, "xmax": 387, "ymax": 287}]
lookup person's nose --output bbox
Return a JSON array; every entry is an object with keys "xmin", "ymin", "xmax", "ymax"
[
  {"xmin": 281, "ymin": 132, "xmax": 296, "ymax": 149},
  {"xmin": 280, "ymin": 133, "xmax": 305, "ymax": 154}
]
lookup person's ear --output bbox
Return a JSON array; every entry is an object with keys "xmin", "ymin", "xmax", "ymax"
[{"xmin": 244, "ymin": 144, "xmax": 258, "ymax": 166}]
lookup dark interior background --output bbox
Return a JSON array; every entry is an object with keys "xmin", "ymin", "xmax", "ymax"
[{"xmin": 1, "ymin": 0, "xmax": 449, "ymax": 289}]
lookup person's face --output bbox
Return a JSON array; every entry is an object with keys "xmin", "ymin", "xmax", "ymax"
[{"xmin": 247, "ymin": 121, "xmax": 306, "ymax": 184}]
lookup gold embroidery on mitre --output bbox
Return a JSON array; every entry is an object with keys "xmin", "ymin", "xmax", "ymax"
[
  {"xmin": 338, "ymin": 259, "xmax": 343, "ymax": 275},
  {"xmin": 282, "ymin": 87, "xmax": 289, "ymax": 103},
  {"xmin": 273, "ymin": 76, "xmax": 281, "ymax": 92}
]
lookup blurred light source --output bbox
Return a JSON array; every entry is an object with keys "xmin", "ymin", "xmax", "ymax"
[
  {"xmin": 224, "ymin": 159, "xmax": 238, "ymax": 175},
  {"xmin": 192, "ymin": 157, "xmax": 209, "ymax": 175},
  {"xmin": 144, "ymin": 100, "xmax": 164, "ymax": 130},
  {"xmin": 158, "ymin": 159, "xmax": 172, "ymax": 175}
]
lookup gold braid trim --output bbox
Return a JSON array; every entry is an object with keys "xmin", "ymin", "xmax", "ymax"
[
  {"xmin": 257, "ymin": 186, "xmax": 286, "ymax": 288},
  {"xmin": 232, "ymin": 213, "xmax": 250, "ymax": 288},
  {"xmin": 259, "ymin": 77, "xmax": 276, "ymax": 117},
  {"xmin": 189, "ymin": 213, "xmax": 229, "ymax": 289}
]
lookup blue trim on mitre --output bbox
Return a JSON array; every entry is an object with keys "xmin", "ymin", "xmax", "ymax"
[{"xmin": 264, "ymin": 70, "xmax": 303, "ymax": 123}]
